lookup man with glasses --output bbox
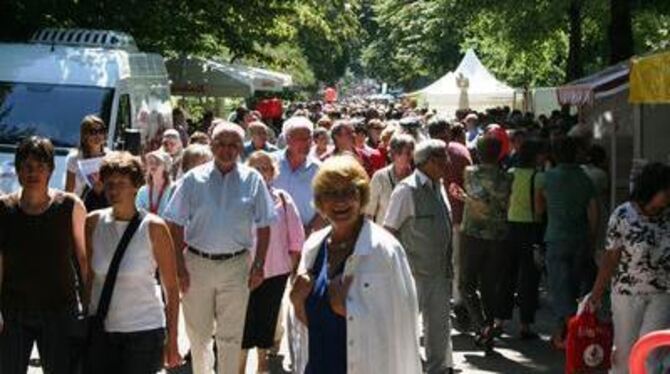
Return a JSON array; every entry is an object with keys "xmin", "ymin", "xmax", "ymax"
[
  {"xmin": 164, "ymin": 120, "xmax": 276, "ymax": 374},
  {"xmin": 384, "ymin": 139, "xmax": 455, "ymax": 374}
]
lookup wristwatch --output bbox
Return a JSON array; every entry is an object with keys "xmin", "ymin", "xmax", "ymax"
[{"xmin": 252, "ymin": 259, "xmax": 264, "ymax": 271}]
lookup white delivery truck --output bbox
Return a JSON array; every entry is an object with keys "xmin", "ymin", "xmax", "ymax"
[{"xmin": 0, "ymin": 28, "xmax": 172, "ymax": 192}]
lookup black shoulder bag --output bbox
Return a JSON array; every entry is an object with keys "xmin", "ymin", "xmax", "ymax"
[{"xmin": 88, "ymin": 213, "xmax": 142, "ymax": 341}]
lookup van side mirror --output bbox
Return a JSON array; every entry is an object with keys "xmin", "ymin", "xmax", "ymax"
[{"xmin": 123, "ymin": 128, "xmax": 142, "ymax": 155}]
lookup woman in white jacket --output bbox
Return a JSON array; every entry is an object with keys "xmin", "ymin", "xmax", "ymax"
[{"xmin": 290, "ymin": 155, "xmax": 421, "ymax": 374}]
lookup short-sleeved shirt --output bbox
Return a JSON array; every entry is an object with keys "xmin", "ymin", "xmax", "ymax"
[
  {"xmin": 243, "ymin": 141, "xmax": 278, "ymax": 160},
  {"xmin": 163, "ymin": 161, "xmax": 276, "ymax": 254},
  {"xmin": 273, "ymin": 151, "xmax": 321, "ymax": 226},
  {"xmin": 260, "ymin": 188, "xmax": 305, "ymax": 278},
  {"xmin": 542, "ymin": 164, "xmax": 596, "ymax": 242},
  {"xmin": 507, "ymin": 168, "xmax": 545, "ymax": 223},
  {"xmin": 461, "ymin": 164, "xmax": 512, "ymax": 240},
  {"xmin": 607, "ymin": 202, "xmax": 670, "ymax": 295},
  {"xmin": 135, "ymin": 184, "xmax": 175, "ymax": 217},
  {"xmin": 364, "ymin": 165, "xmax": 398, "ymax": 225},
  {"xmin": 65, "ymin": 148, "xmax": 109, "ymax": 197}
]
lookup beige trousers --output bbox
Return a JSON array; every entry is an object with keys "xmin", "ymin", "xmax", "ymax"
[{"xmin": 182, "ymin": 251, "xmax": 250, "ymax": 374}]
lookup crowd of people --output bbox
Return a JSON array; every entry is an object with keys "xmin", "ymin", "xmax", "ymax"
[{"xmin": 0, "ymin": 97, "xmax": 669, "ymax": 374}]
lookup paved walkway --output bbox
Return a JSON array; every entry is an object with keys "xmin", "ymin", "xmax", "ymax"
[{"xmin": 29, "ymin": 296, "xmax": 566, "ymax": 374}]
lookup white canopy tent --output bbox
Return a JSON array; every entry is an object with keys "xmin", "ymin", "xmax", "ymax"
[
  {"xmin": 411, "ymin": 49, "xmax": 516, "ymax": 116},
  {"xmin": 166, "ymin": 56, "xmax": 292, "ymax": 97}
]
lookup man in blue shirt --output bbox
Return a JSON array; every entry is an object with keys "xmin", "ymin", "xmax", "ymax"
[
  {"xmin": 274, "ymin": 116, "xmax": 325, "ymax": 235},
  {"xmin": 242, "ymin": 121, "xmax": 278, "ymax": 160},
  {"xmin": 165, "ymin": 120, "xmax": 276, "ymax": 374}
]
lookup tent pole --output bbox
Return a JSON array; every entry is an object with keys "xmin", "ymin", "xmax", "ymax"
[{"xmin": 607, "ymin": 119, "xmax": 618, "ymax": 209}]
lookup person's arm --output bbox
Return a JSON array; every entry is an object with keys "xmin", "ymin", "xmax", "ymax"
[
  {"xmin": 167, "ymin": 222, "xmax": 189, "ymax": 294},
  {"xmin": 84, "ymin": 212, "xmax": 101, "ymax": 304},
  {"xmin": 65, "ymin": 171, "xmax": 77, "ymax": 193},
  {"xmin": 162, "ymin": 176, "xmax": 192, "ymax": 294},
  {"xmin": 149, "ymin": 218, "xmax": 182, "ymax": 368},
  {"xmin": 249, "ymin": 226, "xmax": 270, "ymax": 290},
  {"xmin": 383, "ymin": 184, "xmax": 413, "ymax": 238},
  {"xmin": 590, "ymin": 248, "xmax": 621, "ymax": 306},
  {"xmin": 71, "ymin": 196, "xmax": 88, "ymax": 303}
]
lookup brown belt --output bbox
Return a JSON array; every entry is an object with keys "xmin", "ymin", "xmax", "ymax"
[{"xmin": 188, "ymin": 247, "xmax": 247, "ymax": 261}]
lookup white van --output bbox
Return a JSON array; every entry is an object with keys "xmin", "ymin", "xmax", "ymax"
[{"xmin": 0, "ymin": 28, "xmax": 172, "ymax": 193}]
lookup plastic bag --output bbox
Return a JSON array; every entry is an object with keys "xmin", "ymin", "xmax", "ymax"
[{"xmin": 565, "ymin": 295, "xmax": 614, "ymax": 374}]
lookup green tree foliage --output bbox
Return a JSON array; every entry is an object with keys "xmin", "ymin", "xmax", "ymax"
[
  {"xmin": 363, "ymin": 0, "xmax": 670, "ymax": 90},
  {"xmin": 0, "ymin": 0, "xmax": 363, "ymax": 86}
]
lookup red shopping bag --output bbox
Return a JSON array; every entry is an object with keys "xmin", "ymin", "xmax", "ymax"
[{"xmin": 565, "ymin": 309, "xmax": 613, "ymax": 374}]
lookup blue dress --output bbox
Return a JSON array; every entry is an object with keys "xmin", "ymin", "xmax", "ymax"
[{"xmin": 304, "ymin": 241, "xmax": 347, "ymax": 374}]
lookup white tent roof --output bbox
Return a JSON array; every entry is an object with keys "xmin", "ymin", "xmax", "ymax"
[
  {"xmin": 166, "ymin": 56, "xmax": 292, "ymax": 97},
  {"xmin": 412, "ymin": 49, "xmax": 515, "ymax": 115}
]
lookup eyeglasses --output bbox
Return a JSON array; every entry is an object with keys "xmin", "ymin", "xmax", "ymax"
[{"xmin": 320, "ymin": 185, "xmax": 359, "ymax": 201}]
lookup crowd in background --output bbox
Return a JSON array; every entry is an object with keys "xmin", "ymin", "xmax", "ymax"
[{"xmin": 0, "ymin": 96, "xmax": 669, "ymax": 374}]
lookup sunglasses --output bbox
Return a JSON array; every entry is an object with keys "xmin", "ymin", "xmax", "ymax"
[{"xmin": 86, "ymin": 128, "xmax": 106, "ymax": 136}]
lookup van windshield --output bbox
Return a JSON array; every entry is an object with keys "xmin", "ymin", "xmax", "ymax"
[{"xmin": 0, "ymin": 82, "xmax": 113, "ymax": 148}]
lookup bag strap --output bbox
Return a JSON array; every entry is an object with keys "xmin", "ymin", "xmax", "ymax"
[
  {"xmin": 95, "ymin": 212, "xmax": 142, "ymax": 323},
  {"xmin": 387, "ymin": 167, "xmax": 396, "ymax": 189},
  {"xmin": 278, "ymin": 191, "xmax": 288, "ymax": 214}
]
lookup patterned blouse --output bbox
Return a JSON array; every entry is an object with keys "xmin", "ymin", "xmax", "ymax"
[
  {"xmin": 461, "ymin": 164, "xmax": 512, "ymax": 240},
  {"xmin": 607, "ymin": 202, "xmax": 670, "ymax": 295}
]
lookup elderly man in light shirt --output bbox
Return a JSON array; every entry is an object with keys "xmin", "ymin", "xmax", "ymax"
[
  {"xmin": 384, "ymin": 139, "xmax": 455, "ymax": 374},
  {"xmin": 273, "ymin": 116, "xmax": 325, "ymax": 235},
  {"xmin": 164, "ymin": 120, "xmax": 276, "ymax": 374}
]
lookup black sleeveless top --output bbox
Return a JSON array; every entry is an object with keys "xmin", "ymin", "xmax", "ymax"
[{"xmin": 0, "ymin": 191, "xmax": 77, "ymax": 311}]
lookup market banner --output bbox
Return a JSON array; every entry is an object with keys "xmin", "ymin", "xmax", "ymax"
[{"xmin": 630, "ymin": 51, "xmax": 670, "ymax": 104}]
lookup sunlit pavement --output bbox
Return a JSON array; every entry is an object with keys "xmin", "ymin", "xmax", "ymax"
[{"xmin": 29, "ymin": 297, "xmax": 565, "ymax": 374}]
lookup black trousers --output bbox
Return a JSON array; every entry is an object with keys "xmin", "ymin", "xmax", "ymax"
[
  {"xmin": 86, "ymin": 327, "xmax": 165, "ymax": 374},
  {"xmin": 242, "ymin": 273, "xmax": 290, "ymax": 349},
  {"xmin": 458, "ymin": 234, "xmax": 502, "ymax": 331},
  {"xmin": 0, "ymin": 309, "xmax": 73, "ymax": 374},
  {"xmin": 496, "ymin": 222, "xmax": 542, "ymax": 324}
]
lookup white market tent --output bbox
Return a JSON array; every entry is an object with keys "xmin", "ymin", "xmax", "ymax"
[
  {"xmin": 166, "ymin": 56, "xmax": 292, "ymax": 97},
  {"xmin": 412, "ymin": 49, "xmax": 516, "ymax": 115}
]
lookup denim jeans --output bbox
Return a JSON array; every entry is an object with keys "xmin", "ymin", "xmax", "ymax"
[
  {"xmin": 0, "ymin": 309, "xmax": 73, "ymax": 374},
  {"xmin": 86, "ymin": 327, "xmax": 165, "ymax": 374},
  {"xmin": 545, "ymin": 240, "xmax": 595, "ymax": 325}
]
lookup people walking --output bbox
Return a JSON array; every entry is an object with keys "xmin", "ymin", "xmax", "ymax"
[
  {"xmin": 384, "ymin": 139, "xmax": 455, "ymax": 373},
  {"xmin": 364, "ymin": 134, "xmax": 415, "ymax": 224},
  {"xmin": 164, "ymin": 120, "xmax": 276, "ymax": 374},
  {"xmin": 136, "ymin": 150, "xmax": 175, "ymax": 216},
  {"xmin": 536, "ymin": 136, "xmax": 599, "ymax": 349},
  {"xmin": 454, "ymin": 135, "xmax": 512, "ymax": 351},
  {"xmin": 291, "ymin": 155, "xmax": 422, "ymax": 374},
  {"xmin": 590, "ymin": 162, "xmax": 670, "ymax": 374},
  {"xmin": 86, "ymin": 151, "xmax": 181, "ymax": 374},
  {"xmin": 239, "ymin": 151, "xmax": 305, "ymax": 374},
  {"xmin": 0, "ymin": 136, "xmax": 87, "ymax": 374}
]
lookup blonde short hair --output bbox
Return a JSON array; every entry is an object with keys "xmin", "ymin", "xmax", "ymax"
[
  {"xmin": 246, "ymin": 150, "xmax": 279, "ymax": 181},
  {"xmin": 312, "ymin": 155, "xmax": 369, "ymax": 214}
]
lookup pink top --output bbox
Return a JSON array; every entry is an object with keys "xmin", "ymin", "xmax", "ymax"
[{"xmin": 261, "ymin": 188, "xmax": 306, "ymax": 278}]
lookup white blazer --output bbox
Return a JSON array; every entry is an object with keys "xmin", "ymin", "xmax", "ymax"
[{"xmin": 292, "ymin": 219, "xmax": 422, "ymax": 374}]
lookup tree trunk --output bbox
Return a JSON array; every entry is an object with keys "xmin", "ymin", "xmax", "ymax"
[
  {"xmin": 566, "ymin": 0, "xmax": 584, "ymax": 82},
  {"xmin": 609, "ymin": 0, "xmax": 634, "ymax": 64}
]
